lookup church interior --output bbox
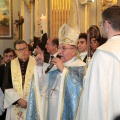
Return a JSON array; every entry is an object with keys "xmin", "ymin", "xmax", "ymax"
[{"xmin": 0, "ymin": 0, "xmax": 119, "ymax": 55}]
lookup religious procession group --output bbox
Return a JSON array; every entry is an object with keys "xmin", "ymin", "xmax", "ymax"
[{"xmin": 0, "ymin": 5, "xmax": 120, "ymax": 120}]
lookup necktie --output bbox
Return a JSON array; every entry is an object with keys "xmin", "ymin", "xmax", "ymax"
[{"xmin": 50, "ymin": 56, "xmax": 54, "ymax": 63}]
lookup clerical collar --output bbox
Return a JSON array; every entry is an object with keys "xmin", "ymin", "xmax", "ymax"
[
  {"xmin": 18, "ymin": 58, "xmax": 29, "ymax": 63},
  {"xmin": 64, "ymin": 57, "xmax": 76, "ymax": 66}
]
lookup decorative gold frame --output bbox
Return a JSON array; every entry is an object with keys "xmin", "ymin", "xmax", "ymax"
[{"xmin": 0, "ymin": 0, "xmax": 12, "ymax": 39}]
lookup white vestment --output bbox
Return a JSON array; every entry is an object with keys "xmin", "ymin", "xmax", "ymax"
[
  {"xmin": 4, "ymin": 56, "xmax": 36, "ymax": 120},
  {"xmin": 26, "ymin": 57, "xmax": 86, "ymax": 120},
  {"xmin": 76, "ymin": 35, "xmax": 120, "ymax": 120}
]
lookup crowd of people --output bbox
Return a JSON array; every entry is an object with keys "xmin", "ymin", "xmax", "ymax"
[{"xmin": 0, "ymin": 5, "xmax": 120, "ymax": 120}]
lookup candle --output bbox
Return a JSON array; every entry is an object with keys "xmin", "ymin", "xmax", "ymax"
[{"xmin": 40, "ymin": 14, "xmax": 47, "ymax": 34}]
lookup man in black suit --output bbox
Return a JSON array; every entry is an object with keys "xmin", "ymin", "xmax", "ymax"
[
  {"xmin": 0, "ymin": 48, "xmax": 16, "ymax": 88},
  {"xmin": 44, "ymin": 38, "xmax": 59, "ymax": 63},
  {"xmin": 0, "ymin": 48, "xmax": 16, "ymax": 120}
]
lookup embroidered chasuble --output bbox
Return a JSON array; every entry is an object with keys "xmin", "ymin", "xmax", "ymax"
[
  {"xmin": 26, "ymin": 58, "xmax": 85, "ymax": 120},
  {"xmin": 4, "ymin": 56, "xmax": 36, "ymax": 120}
]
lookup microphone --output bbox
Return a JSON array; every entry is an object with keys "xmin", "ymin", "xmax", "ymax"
[{"xmin": 45, "ymin": 54, "xmax": 61, "ymax": 74}]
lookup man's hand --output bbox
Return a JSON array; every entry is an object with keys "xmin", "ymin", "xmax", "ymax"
[
  {"xmin": 51, "ymin": 58, "xmax": 64, "ymax": 72},
  {"xmin": 17, "ymin": 98, "xmax": 27, "ymax": 108},
  {"xmin": 35, "ymin": 52, "xmax": 44, "ymax": 66}
]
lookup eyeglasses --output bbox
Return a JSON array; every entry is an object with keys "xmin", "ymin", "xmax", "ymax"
[
  {"xmin": 16, "ymin": 47, "xmax": 28, "ymax": 52},
  {"xmin": 58, "ymin": 47, "xmax": 74, "ymax": 52}
]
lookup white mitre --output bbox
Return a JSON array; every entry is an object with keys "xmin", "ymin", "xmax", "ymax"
[{"xmin": 58, "ymin": 23, "xmax": 80, "ymax": 46}]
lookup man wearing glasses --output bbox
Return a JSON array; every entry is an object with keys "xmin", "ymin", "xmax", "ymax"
[
  {"xmin": 2, "ymin": 40, "xmax": 36, "ymax": 120},
  {"xmin": 26, "ymin": 24, "xmax": 86, "ymax": 120}
]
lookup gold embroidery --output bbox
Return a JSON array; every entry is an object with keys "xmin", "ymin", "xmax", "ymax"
[{"xmin": 11, "ymin": 56, "xmax": 36, "ymax": 119}]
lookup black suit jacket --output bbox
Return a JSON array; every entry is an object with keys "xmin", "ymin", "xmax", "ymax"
[
  {"xmin": 0, "ymin": 64, "xmax": 6, "ymax": 88},
  {"xmin": 0, "ymin": 64, "xmax": 7, "ymax": 120},
  {"xmin": 44, "ymin": 54, "xmax": 50, "ymax": 63},
  {"xmin": 83, "ymin": 55, "xmax": 87, "ymax": 63},
  {"xmin": 2, "ymin": 62, "xmax": 13, "ymax": 92}
]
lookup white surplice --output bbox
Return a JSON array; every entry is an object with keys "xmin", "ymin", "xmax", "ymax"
[
  {"xmin": 27, "ymin": 57, "xmax": 86, "ymax": 120},
  {"xmin": 76, "ymin": 35, "xmax": 120, "ymax": 120},
  {"xmin": 43, "ymin": 58, "xmax": 86, "ymax": 120},
  {"xmin": 0, "ymin": 88, "xmax": 4, "ymax": 115},
  {"xmin": 4, "ymin": 56, "xmax": 36, "ymax": 120}
]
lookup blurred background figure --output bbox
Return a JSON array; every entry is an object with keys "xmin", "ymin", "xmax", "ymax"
[
  {"xmin": 1, "ymin": 48, "xmax": 16, "ymax": 65},
  {"xmin": 35, "ymin": 41, "xmax": 45, "ymax": 55},
  {"xmin": 33, "ymin": 33, "xmax": 48, "ymax": 54},
  {"xmin": 88, "ymin": 25, "xmax": 107, "ymax": 57},
  {"xmin": 28, "ymin": 44, "xmax": 34, "ymax": 56},
  {"xmin": 90, "ymin": 36, "xmax": 100, "ymax": 56},
  {"xmin": 77, "ymin": 33, "xmax": 88, "ymax": 63},
  {"xmin": 28, "ymin": 41, "xmax": 34, "ymax": 47},
  {"xmin": 0, "ymin": 48, "xmax": 16, "ymax": 120},
  {"xmin": 45, "ymin": 37, "xmax": 59, "ymax": 63},
  {"xmin": 0, "ymin": 48, "xmax": 16, "ymax": 88}
]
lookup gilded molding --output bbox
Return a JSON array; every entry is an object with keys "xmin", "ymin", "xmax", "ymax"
[{"xmin": 101, "ymin": 0, "xmax": 117, "ymax": 10}]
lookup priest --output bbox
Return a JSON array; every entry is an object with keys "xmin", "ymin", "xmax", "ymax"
[
  {"xmin": 2, "ymin": 40, "xmax": 36, "ymax": 120},
  {"xmin": 26, "ymin": 23, "xmax": 86, "ymax": 120},
  {"xmin": 77, "ymin": 5, "xmax": 120, "ymax": 120}
]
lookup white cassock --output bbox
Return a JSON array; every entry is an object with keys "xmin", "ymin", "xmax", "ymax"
[
  {"xmin": 76, "ymin": 35, "xmax": 120, "ymax": 120},
  {"xmin": 0, "ymin": 88, "xmax": 4, "ymax": 115}
]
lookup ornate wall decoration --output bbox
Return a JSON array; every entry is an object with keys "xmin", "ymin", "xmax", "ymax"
[
  {"xmin": 24, "ymin": 0, "xmax": 34, "ymax": 11},
  {"xmin": 50, "ymin": 0, "xmax": 71, "ymax": 37},
  {"xmin": 101, "ymin": 0, "xmax": 117, "ymax": 11}
]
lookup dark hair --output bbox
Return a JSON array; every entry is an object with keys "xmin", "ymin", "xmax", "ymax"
[
  {"xmin": 114, "ymin": 115, "xmax": 120, "ymax": 120},
  {"xmin": 36, "ymin": 41, "xmax": 45, "ymax": 51},
  {"xmin": 51, "ymin": 38, "xmax": 59, "ymax": 48},
  {"xmin": 78, "ymin": 33, "xmax": 87, "ymax": 42},
  {"xmin": 88, "ymin": 25, "xmax": 101, "ymax": 42},
  {"xmin": 102, "ymin": 5, "xmax": 120, "ymax": 31},
  {"xmin": 28, "ymin": 44, "xmax": 34, "ymax": 53},
  {"xmin": 14, "ymin": 40, "xmax": 28, "ymax": 50},
  {"xmin": 3, "ymin": 48, "xmax": 16, "ymax": 56}
]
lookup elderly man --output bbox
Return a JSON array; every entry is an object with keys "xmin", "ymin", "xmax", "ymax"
[
  {"xmin": 26, "ymin": 23, "xmax": 86, "ymax": 120},
  {"xmin": 2, "ymin": 40, "xmax": 36, "ymax": 120},
  {"xmin": 77, "ymin": 5, "xmax": 120, "ymax": 120}
]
